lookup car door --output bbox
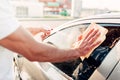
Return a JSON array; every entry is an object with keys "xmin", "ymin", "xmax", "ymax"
[{"xmin": 44, "ymin": 22, "xmax": 120, "ymax": 80}]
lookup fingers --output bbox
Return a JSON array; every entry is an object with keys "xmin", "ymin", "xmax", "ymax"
[
  {"xmin": 45, "ymin": 30, "xmax": 51, "ymax": 35},
  {"xmin": 85, "ymin": 29, "xmax": 100, "ymax": 45},
  {"xmin": 74, "ymin": 28, "xmax": 102, "ymax": 57},
  {"xmin": 90, "ymin": 40, "xmax": 101, "ymax": 48},
  {"xmin": 78, "ymin": 29, "xmax": 100, "ymax": 48},
  {"xmin": 42, "ymin": 29, "xmax": 52, "ymax": 39},
  {"xmin": 84, "ymin": 29, "xmax": 100, "ymax": 42},
  {"xmin": 84, "ymin": 28, "xmax": 94, "ymax": 39}
]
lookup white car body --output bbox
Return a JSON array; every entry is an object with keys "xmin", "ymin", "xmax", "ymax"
[
  {"xmin": 16, "ymin": 12, "xmax": 120, "ymax": 80},
  {"xmin": 44, "ymin": 12, "xmax": 120, "ymax": 80}
]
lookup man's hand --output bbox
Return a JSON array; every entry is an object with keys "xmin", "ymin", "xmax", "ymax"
[
  {"xmin": 73, "ymin": 22, "xmax": 108, "ymax": 59},
  {"xmin": 74, "ymin": 28, "xmax": 101, "ymax": 57},
  {"xmin": 27, "ymin": 27, "xmax": 51, "ymax": 41}
]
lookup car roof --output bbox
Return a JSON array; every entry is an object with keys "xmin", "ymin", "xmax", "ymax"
[
  {"xmin": 81, "ymin": 12, "xmax": 120, "ymax": 19},
  {"xmin": 63, "ymin": 12, "xmax": 120, "ymax": 24},
  {"xmin": 51, "ymin": 12, "xmax": 120, "ymax": 34}
]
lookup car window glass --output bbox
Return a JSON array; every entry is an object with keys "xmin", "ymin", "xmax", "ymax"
[{"xmin": 44, "ymin": 25, "xmax": 88, "ymax": 49}]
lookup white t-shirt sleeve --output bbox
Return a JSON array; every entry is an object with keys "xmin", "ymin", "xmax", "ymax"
[{"xmin": 0, "ymin": 0, "xmax": 20, "ymax": 40}]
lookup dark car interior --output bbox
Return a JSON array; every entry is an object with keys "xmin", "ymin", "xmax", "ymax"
[{"xmin": 52, "ymin": 25, "xmax": 120, "ymax": 80}]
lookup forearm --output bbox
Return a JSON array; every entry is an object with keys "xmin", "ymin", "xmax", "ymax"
[
  {"xmin": 29, "ymin": 42, "xmax": 79, "ymax": 62},
  {"xmin": 0, "ymin": 26, "xmax": 79, "ymax": 62}
]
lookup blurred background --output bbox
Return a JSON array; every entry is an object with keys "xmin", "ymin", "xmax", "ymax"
[{"xmin": 10, "ymin": 0, "xmax": 120, "ymax": 28}]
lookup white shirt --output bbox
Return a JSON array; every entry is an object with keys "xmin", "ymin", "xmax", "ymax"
[{"xmin": 0, "ymin": 0, "xmax": 20, "ymax": 80}]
